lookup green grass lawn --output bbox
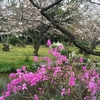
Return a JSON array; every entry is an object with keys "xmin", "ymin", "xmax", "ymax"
[
  {"xmin": 0, "ymin": 43, "xmax": 100, "ymax": 63},
  {"xmin": 0, "ymin": 43, "xmax": 100, "ymax": 73},
  {"xmin": 0, "ymin": 44, "xmax": 50, "ymax": 63},
  {"xmin": 0, "ymin": 44, "xmax": 51, "ymax": 73},
  {"xmin": 66, "ymin": 45, "xmax": 100, "ymax": 61}
]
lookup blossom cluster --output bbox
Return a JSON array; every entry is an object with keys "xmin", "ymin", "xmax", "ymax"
[
  {"xmin": 0, "ymin": 40, "xmax": 100, "ymax": 100},
  {"xmin": 47, "ymin": 40, "xmax": 64, "ymax": 52}
]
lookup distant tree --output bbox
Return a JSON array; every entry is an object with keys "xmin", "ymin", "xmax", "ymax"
[{"xmin": 0, "ymin": 0, "xmax": 51, "ymax": 55}]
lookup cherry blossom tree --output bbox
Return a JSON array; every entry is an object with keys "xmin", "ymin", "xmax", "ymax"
[
  {"xmin": 29, "ymin": 0, "xmax": 100, "ymax": 56},
  {"xmin": 0, "ymin": 0, "xmax": 51, "ymax": 55}
]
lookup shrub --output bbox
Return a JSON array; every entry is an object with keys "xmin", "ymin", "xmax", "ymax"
[
  {"xmin": 60, "ymin": 49, "xmax": 68, "ymax": 56},
  {"xmin": 10, "ymin": 37, "xmax": 25, "ymax": 47},
  {"xmin": 78, "ymin": 49, "xmax": 84, "ymax": 54},
  {"xmin": 0, "ymin": 40, "xmax": 100, "ymax": 100},
  {"xmin": 23, "ymin": 50, "xmax": 31, "ymax": 62},
  {"xmin": 78, "ymin": 41, "xmax": 89, "ymax": 46},
  {"xmin": 0, "ymin": 61, "xmax": 33, "ymax": 73}
]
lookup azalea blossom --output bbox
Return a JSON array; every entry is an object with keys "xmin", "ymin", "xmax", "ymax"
[
  {"xmin": 79, "ymin": 57, "xmax": 83, "ymax": 63},
  {"xmin": 47, "ymin": 39, "xmax": 51, "ymax": 46},
  {"xmin": 68, "ymin": 77, "xmax": 76, "ymax": 86},
  {"xmin": 34, "ymin": 94, "xmax": 39, "ymax": 100},
  {"xmin": 60, "ymin": 88, "xmax": 66, "ymax": 96}
]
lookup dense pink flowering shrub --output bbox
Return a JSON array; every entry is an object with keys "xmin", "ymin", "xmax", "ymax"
[{"xmin": 0, "ymin": 40, "xmax": 100, "ymax": 100}]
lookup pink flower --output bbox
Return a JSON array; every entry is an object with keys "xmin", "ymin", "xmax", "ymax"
[
  {"xmin": 91, "ymin": 97, "xmax": 96, "ymax": 100},
  {"xmin": 81, "ymin": 77, "xmax": 85, "ymax": 82},
  {"xmin": 88, "ymin": 81, "xmax": 97, "ymax": 91},
  {"xmin": 82, "ymin": 66, "xmax": 87, "ymax": 71},
  {"xmin": 10, "ymin": 79, "xmax": 19, "ymax": 85},
  {"xmin": 16, "ymin": 69, "xmax": 21, "ymax": 74},
  {"xmin": 53, "ymin": 66, "xmax": 61, "ymax": 77},
  {"xmin": 48, "ymin": 48, "xmax": 53, "ymax": 54},
  {"xmin": 47, "ymin": 39, "xmax": 51, "ymax": 46},
  {"xmin": 98, "ymin": 80, "xmax": 100, "ymax": 84},
  {"xmin": 84, "ymin": 72, "xmax": 90, "ymax": 79},
  {"xmin": 53, "ymin": 51, "xmax": 61, "ymax": 58},
  {"xmin": 9, "ymin": 73, "xmax": 16, "ymax": 79},
  {"xmin": 17, "ymin": 85, "xmax": 22, "ymax": 91},
  {"xmin": 42, "ymin": 75, "xmax": 48, "ymax": 81},
  {"xmin": 67, "ymin": 88, "xmax": 70, "ymax": 95},
  {"xmin": 0, "ymin": 96, "xmax": 4, "ymax": 100},
  {"xmin": 79, "ymin": 57, "xmax": 83, "ymax": 63},
  {"xmin": 59, "ymin": 45, "xmax": 63, "ymax": 51},
  {"xmin": 22, "ymin": 66, "xmax": 26, "ymax": 71},
  {"xmin": 55, "ymin": 66, "xmax": 61, "ymax": 73},
  {"xmin": 34, "ymin": 94, "xmax": 39, "ymax": 100},
  {"xmin": 85, "ymin": 96, "xmax": 89, "ymax": 100},
  {"xmin": 38, "ymin": 88, "xmax": 42, "ymax": 91},
  {"xmin": 34, "ymin": 56, "xmax": 38, "ymax": 62},
  {"xmin": 60, "ymin": 88, "xmax": 66, "ymax": 96},
  {"xmin": 39, "ymin": 66, "xmax": 46, "ymax": 74},
  {"xmin": 68, "ymin": 77, "xmax": 76, "ymax": 86},
  {"xmin": 5, "ymin": 91, "xmax": 10, "ymax": 97},
  {"xmin": 22, "ymin": 83, "xmax": 27, "ymax": 90},
  {"xmin": 53, "ymin": 72, "xmax": 57, "ymax": 77},
  {"xmin": 67, "ymin": 66, "xmax": 72, "ymax": 70},
  {"xmin": 12, "ymin": 86, "xmax": 17, "ymax": 93}
]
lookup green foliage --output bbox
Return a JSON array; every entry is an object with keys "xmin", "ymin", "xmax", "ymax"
[
  {"xmin": 23, "ymin": 50, "xmax": 31, "ymax": 62},
  {"xmin": 60, "ymin": 49, "xmax": 68, "ymax": 56},
  {"xmin": 28, "ymin": 62, "xmax": 40, "ymax": 72},
  {"xmin": 78, "ymin": 41, "xmax": 90, "ymax": 54},
  {"xmin": 0, "ymin": 61, "xmax": 33, "ymax": 73},
  {"xmin": 10, "ymin": 37, "xmax": 25, "ymax": 47},
  {"xmin": 37, "ymin": 24, "xmax": 48, "ymax": 32},
  {"xmin": 0, "ymin": 62, "xmax": 15, "ymax": 73},
  {"xmin": 78, "ymin": 40, "xmax": 89, "ymax": 46},
  {"xmin": 51, "ymin": 34, "xmax": 68, "ymax": 43},
  {"xmin": 56, "ymin": 8, "xmax": 64, "ymax": 17},
  {"xmin": 51, "ymin": 95, "xmax": 69, "ymax": 100},
  {"xmin": 78, "ymin": 49, "xmax": 84, "ymax": 54},
  {"xmin": 61, "ymin": 42, "xmax": 68, "ymax": 46}
]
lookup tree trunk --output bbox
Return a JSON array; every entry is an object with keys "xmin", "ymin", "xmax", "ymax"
[
  {"xmin": 2, "ymin": 44, "xmax": 9, "ymax": 51},
  {"xmin": 33, "ymin": 42, "xmax": 40, "ymax": 56},
  {"xmin": 34, "ymin": 48, "xmax": 39, "ymax": 56}
]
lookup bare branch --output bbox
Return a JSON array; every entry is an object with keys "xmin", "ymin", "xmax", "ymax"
[
  {"xmin": 89, "ymin": 0, "xmax": 100, "ymax": 5},
  {"xmin": 29, "ymin": 0, "xmax": 40, "ymax": 9},
  {"xmin": 41, "ymin": 0, "xmax": 62, "ymax": 12}
]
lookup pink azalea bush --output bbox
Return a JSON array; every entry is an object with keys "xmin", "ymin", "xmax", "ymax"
[{"xmin": 0, "ymin": 40, "xmax": 100, "ymax": 100}]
